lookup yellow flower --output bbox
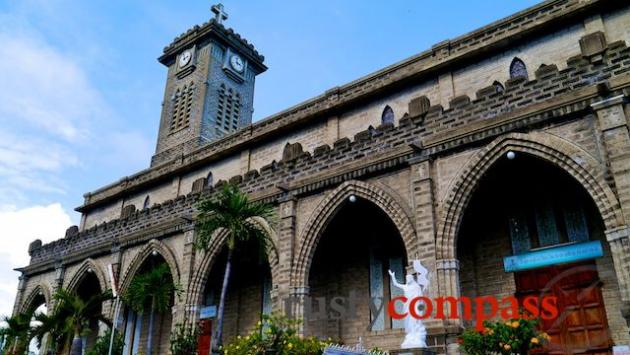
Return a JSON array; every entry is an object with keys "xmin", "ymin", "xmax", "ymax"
[
  {"xmin": 503, "ymin": 344, "xmax": 511, "ymax": 351},
  {"xmin": 511, "ymin": 321, "xmax": 520, "ymax": 328},
  {"xmin": 531, "ymin": 337, "xmax": 540, "ymax": 344},
  {"xmin": 287, "ymin": 343, "xmax": 293, "ymax": 349}
]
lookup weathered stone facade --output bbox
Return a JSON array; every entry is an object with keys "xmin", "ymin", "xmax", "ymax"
[{"xmin": 13, "ymin": 0, "xmax": 630, "ymax": 353}]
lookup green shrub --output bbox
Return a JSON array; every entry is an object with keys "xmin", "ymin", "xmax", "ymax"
[
  {"xmin": 221, "ymin": 314, "xmax": 333, "ymax": 355},
  {"xmin": 170, "ymin": 323, "xmax": 200, "ymax": 355},
  {"xmin": 85, "ymin": 329, "xmax": 124, "ymax": 355},
  {"xmin": 458, "ymin": 316, "xmax": 549, "ymax": 355}
]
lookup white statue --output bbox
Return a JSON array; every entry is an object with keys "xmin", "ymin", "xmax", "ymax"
[{"xmin": 388, "ymin": 260, "xmax": 429, "ymax": 349}]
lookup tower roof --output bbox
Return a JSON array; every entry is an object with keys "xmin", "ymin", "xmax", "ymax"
[{"xmin": 158, "ymin": 17, "xmax": 266, "ymax": 73}]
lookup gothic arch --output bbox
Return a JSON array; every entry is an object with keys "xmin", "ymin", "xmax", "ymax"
[
  {"xmin": 65, "ymin": 258, "xmax": 109, "ymax": 293},
  {"xmin": 437, "ymin": 132, "xmax": 624, "ymax": 260},
  {"xmin": 119, "ymin": 239, "xmax": 181, "ymax": 294},
  {"xmin": 186, "ymin": 218, "xmax": 280, "ymax": 309},
  {"xmin": 20, "ymin": 283, "xmax": 52, "ymax": 314},
  {"xmin": 292, "ymin": 180, "xmax": 417, "ymax": 288}
]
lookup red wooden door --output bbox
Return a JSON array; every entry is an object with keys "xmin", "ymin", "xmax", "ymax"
[
  {"xmin": 197, "ymin": 320, "xmax": 212, "ymax": 355},
  {"xmin": 515, "ymin": 261, "xmax": 612, "ymax": 355}
]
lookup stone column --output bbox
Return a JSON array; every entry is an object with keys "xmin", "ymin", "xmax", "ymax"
[
  {"xmin": 52, "ymin": 262, "xmax": 65, "ymax": 309},
  {"xmin": 287, "ymin": 287, "xmax": 310, "ymax": 336},
  {"xmin": 410, "ymin": 158, "xmax": 441, "ymax": 331},
  {"xmin": 326, "ymin": 116, "xmax": 340, "ymax": 146},
  {"xmin": 606, "ymin": 227, "xmax": 630, "ymax": 301},
  {"xmin": 592, "ymin": 95, "xmax": 630, "ymax": 219},
  {"xmin": 11, "ymin": 275, "xmax": 27, "ymax": 316},
  {"xmin": 179, "ymin": 229, "xmax": 198, "ymax": 327},
  {"xmin": 436, "ymin": 259, "xmax": 462, "ymax": 329},
  {"xmin": 105, "ymin": 245, "xmax": 123, "ymax": 329},
  {"xmin": 592, "ymin": 95, "xmax": 630, "ymax": 323},
  {"xmin": 276, "ymin": 198, "xmax": 297, "ymax": 313}
]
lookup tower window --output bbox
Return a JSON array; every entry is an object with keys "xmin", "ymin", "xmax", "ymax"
[
  {"xmin": 170, "ymin": 83, "xmax": 195, "ymax": 132},
  {"xmin": 381, "ymin": 105, "xmax": 394, "ymax": 125},
  {"xmin": 217, "ymin": 84, "xmax": 241, "ymax": 133},
  {"xmin": 509, "ymin": 58, "xmax": 528, "ymax": 80}
]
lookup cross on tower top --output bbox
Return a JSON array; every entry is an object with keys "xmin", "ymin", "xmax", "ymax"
[{"xmin": 211, "ymin": 3, "xmax": 228, "ymax": 24}]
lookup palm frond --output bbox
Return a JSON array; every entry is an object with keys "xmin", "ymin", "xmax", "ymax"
[
  {"xmin": 122, "ymin": 263, "xmax": 180, "ymax": 315},
  {"xmin": 195, "ymin": 183, "xmax": 276, "ymax": 255}
]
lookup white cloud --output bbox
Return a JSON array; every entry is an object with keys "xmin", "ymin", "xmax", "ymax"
[
  {"xmin": 0, "ymin": 30, "xmax": 107, "ymax": 142},
  {"xmin": 0, "ymin": 204, "xmax": 72, "ymax": 317}
]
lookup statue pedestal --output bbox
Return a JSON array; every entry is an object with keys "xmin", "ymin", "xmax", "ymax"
[{"xmin": 389, "ymin": 349, "xmax": 436, "ymax": 355}]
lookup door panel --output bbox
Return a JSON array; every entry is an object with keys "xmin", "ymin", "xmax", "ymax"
[{"xmin": 515, "ymin": 261, "xmax": 612, "ymax": 354}]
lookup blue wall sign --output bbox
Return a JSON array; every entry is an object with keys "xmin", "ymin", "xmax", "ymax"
[
  {"xmin": 199, "ymin": 305, "xmax": 217, "ymax": 319},
  {"xmin": 503, "ymin": 240, "xmax": 603, "ymax": 272}
]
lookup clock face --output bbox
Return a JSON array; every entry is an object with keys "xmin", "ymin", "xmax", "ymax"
[
  {"xmin": 230, "ymin": 54, "xmax": 244, "ymax": 73},
  {"xmin": 179, "ymin": 50, "xmax": 192, "ymax": 67}
]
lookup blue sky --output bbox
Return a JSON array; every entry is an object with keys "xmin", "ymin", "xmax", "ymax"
[{"xmin": 0, "ymin": 0, "xmax": 539, "ymax": 315}]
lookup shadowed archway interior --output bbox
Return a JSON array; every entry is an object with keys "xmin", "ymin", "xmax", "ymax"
[
  {"xmin": 200, "ymin": 238, "xmax": 272, "ymax": 347},
  {"xmin": 75, "ymin": 272, "xmax": 103, "ymax": 352},
  {"xmin": 458, "ymin": 153, "xmax": 614, "ymax": 354},
  {"xmin": 306, "ymin": 197, "xmax": 407, "ymax": 346},
  {"xmin": 121, "ymin": 254, "xmax": 175, "ymax": 355}
]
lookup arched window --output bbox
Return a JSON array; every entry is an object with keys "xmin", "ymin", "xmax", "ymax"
[
  {"xmin": 493, "ymin": 81, "xmax": 505, "ymax": 93},
  {"xmin": 509, "ymin": 57, "xmax": 528, "ymax": 79},
  {"xmin": 381, "ymin": 105, "xmax": 394, "ymax": 125},
  {"xmin": 206, "ymin": 172, "xmax": 213, "ymax": 187},
  {"xmin": 143, "ymin": 196, "xmax": 151, "ymax": 209}
]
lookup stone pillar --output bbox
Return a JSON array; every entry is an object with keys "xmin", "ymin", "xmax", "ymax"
[
  {"xmin": 179, "ymin": 229, "xmax": 198, "ymax": 327},
  {"xmin": 102, "ymin": 245, "xmax": 122, "ymax": 331},
  {"xmin": 326, "ymin": 116, "xmax": 340, "ymax": 146},
  {"xmin": 287, "ymin": 287, "xmax": 310, "ymax": 335},
  {"xmin": 410, "ymin": 158, "xmax": 440, "ymax": 330},
  {"xmin": 52, "ymin": 262, "xmax": 65, "ymax": 309},
  {"xmin": 240, "ymin": 149, "xmax": 251, "ymax": 175},
  {"xmin": 592, "ymin": 95, "xmax": 630, "ymax": 324},
  {"xmin": 276, "ymin": 198, "xmax": 297, "ymax": 313},
  {"xmin": 438, "ymin": 72, "xmax": 455, "ymax": 105},
  {"xmin": 605, "ymin": 227, "xmax": 630, "ymax": 302},
  {"xmin": 436, "ymin": 259, "xmax": 462, "ymax": 329},
  {"xmin": 11, "ymin": 275, "xmax": 27, "ymax": 316}
]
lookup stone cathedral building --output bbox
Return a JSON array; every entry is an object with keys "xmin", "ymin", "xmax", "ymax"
[{"xmin": 12, "ymin": 0, "xmax": 630, "ymax": 353}]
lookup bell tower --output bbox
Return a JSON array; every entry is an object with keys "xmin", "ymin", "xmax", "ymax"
[{"xmin": 151, "ymin": 3, "xmax": 266, "ymax": 166}]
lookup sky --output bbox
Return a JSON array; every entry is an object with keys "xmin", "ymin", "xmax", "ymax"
[{"xmin": 0, "ymin": 0, "xmax": 540, "ymax": 317}]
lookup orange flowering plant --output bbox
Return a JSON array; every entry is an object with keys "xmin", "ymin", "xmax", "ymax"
[{"xmin": 458, "ymin": 315, "xmax": 550, "ymax": 355}]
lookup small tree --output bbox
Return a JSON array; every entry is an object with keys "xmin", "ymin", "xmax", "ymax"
[
  {"xmin": 123, "ymin": 263, "xmax": 181, "ymax": 355},
  {"xmin": 195, "ymin": 184, "xmax": 275, "ymax": 354},
  {"xmin": 52, "ymin": 289, "xmax": 113, "ymax": 355},
  {"xmin": 170, "ymin": 323, "xmax": 200, "ymax": 355},
  {"xmin": 85, "ymin": 329, "xmax": 124, "ymax": 355},
  {"xmin": 0, "ymin": 310, "xmax": 34, "ymax": 355}
]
